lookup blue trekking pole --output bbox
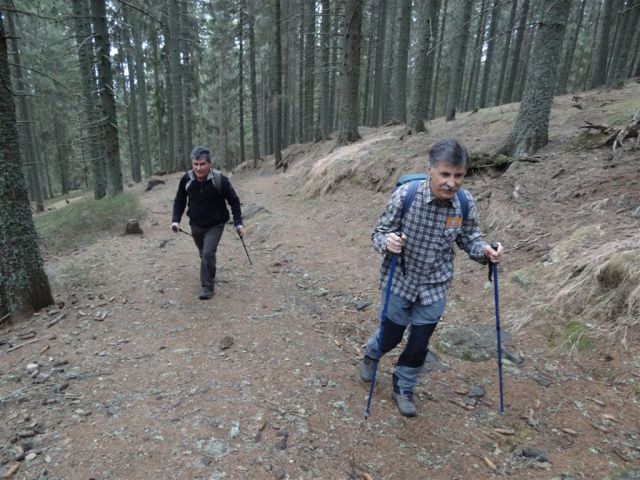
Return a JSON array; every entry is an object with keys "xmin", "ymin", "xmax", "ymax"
[
  {"xmin": 364, "ymin": 254, "xmax": 398, "ymax": 418},
  {"xmin": 489, "ymin": 243, "xmax": 505, "ymax": 415}
]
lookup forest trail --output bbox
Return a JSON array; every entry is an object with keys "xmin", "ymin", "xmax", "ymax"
[{"xmin": 2, "ymin": 85, "xmax": 640, "ymax": 479}]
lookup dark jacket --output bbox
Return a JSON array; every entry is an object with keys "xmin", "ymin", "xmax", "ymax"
[{"xmin": 172, "ymin": 170, "xmax": 243, "ymax": 228}]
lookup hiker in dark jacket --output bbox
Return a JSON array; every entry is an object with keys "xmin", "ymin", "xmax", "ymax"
[
  {"xmin": 172, "ymin": 146, "xmax": 245, "ymax": 300},
  {"xmin": 359, "ymin": 138, "xmax": 503, "ymax": 417}
]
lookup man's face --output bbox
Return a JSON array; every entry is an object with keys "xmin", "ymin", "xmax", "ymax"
[
  {"xmin": 428, "ymin": 161, "xmax": 467, "ymax": 202},
  {"xmin": 192, "ymin": 157, "xmax": 211, "ymax": 180}
]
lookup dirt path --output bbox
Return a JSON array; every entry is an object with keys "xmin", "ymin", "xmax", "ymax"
[{"xmin": 1, "ymin": 165, "xmax": 639, "ymax": 479}]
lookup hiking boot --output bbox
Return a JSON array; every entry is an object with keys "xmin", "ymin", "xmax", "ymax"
[
  {"xmin": 359, "ymin": 356, "xmax": 376, "ymax": 382},
  {"xmin": 392, "ymin": 390, "xmax": 417, "ymax": 417},
  {"xmin": 198, "ymin": 288, "xmax": 214, "ymax": 300}
]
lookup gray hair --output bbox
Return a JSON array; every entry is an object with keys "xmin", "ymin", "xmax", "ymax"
[
  {"xmin": 191, "ymin": 146, "xmax": 211, "ymax": 162},
  {"xmin": 428, "ymin": 138, "xmax": 469, "ymax": 168}
]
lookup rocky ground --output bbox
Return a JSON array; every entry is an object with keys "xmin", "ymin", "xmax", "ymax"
[{"xmin": 1, "ymin": 84, "xmax": 640, "ymax": 480}]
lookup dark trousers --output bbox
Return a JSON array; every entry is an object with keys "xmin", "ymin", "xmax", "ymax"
[{"xmin": 191, "ymin": 223, "xmax": 224, "ymax": 292}]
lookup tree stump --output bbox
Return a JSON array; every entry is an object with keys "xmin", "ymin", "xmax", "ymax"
[
  {"xmin": 145, "ymin": 178, "xmax": 165, "ymax": 191},
  {"xmin": 125, "ymin": 219, "xmax": 143, "ymax": 235}
]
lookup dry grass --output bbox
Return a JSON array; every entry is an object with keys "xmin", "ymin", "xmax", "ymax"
[{"xmin": 546, "ymin": 236, "xmax": 640, "ymax": 347}]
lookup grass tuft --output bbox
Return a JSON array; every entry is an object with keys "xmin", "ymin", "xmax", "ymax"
[{"xmin": 34, "ymin": 192, "xmax": 144, "ymax": 255}]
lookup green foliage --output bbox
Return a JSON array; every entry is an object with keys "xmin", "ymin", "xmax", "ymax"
[
  {"xmin": 504, "ymin": 425, "xmax": 533, "ymax": 450},
  {"xmin": 632, "ymin": 382, "xmax": 640, "ymax": 402},
  {"xmin": 562, "ymin": 320, "xmax": 594, "ymax": 352},
  {"xmin": 34, "ymin": 193, "xmax": 144, "ymax": 255}
]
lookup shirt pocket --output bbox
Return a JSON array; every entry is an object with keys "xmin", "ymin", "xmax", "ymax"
[{"xmin": 440, "ymin": 228, "xmax": 460, "ymax": 251}]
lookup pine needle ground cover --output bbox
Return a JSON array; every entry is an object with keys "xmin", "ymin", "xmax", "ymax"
[{"xmin": 34, "ymin": 192, "xmax": 144, "ymax": 255}]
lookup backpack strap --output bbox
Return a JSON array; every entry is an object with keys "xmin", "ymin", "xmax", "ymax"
[
  {"xmin": 456, "ymin": 189, "xmax": 469, "ymax": 221},
  {"xmin": 212, "ymin": 170, "xmax": 222, "ymax": 195},
  {"xmin": 401, "ymin": 179, "xmax": 421, "ymax": 219}
]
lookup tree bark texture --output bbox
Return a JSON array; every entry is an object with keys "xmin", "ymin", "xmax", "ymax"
[
  {"xmin": 393, "ymin": 0, "xmax": 411, "ymax": 123},
  {"xmin": 495, "ymin": 0, "xmax": 518, "ymax": 105},
  {"xmin": 465, "ymin": 0, "xmax": 488, "ymax": 111},
  {"xmin": 504, "ymin": 0, "xmax": 571, "ymax": 158},
  {"xmin": 503, "ymin": 0, "xmax": 530, "ymax": 103},
  {"xmin": 0, "ymin": 15, "xmax": 54, "ymax": 318},
  {"xmin": 168, "ymin": 0, "xmax": 185, "ymax": 171},
  {"xmin": 607, "ymin": 0, "xmax": 639, "ymax": 88},
  {"xmin": 408, "ymin": 0, "xmax": 439, "ymax": 132},
  {"xmin": 317, "ymin": 0, "xmax": 331, "ymax": 138},
  {"xmin": 590, "ymin": 0, "xmax": 614, "ymax": 88},
  {"xmin": 272, "ymin": 0, "xmax": 283, "ymax": 167},
  {"xmin": 92, "ymin": 0, "xmax": 123, "ymax": 195},
  {"xmin": 72, "ymin": 0, "xmax": 106, "ymax": 199},
  {"xmin": 303, "ymin": 0, "xmax": 316, "ymax": 142},
  {"xmin": 556, "ymin": 0, "xmax": 586, "ymax": 94},
  {"xmin": 6, "ymin": 13, "xmax": 45, "ymax": 212},
  {"xmin": 446, "ymin": 0, "xmax": 473, "ymax": 121},
  {"xmin": 371, "ymin": 0, "xmax": 387, "ymax": 126},
  {"xmin": 130, "ymin": 10, "xmax": 152, "ymax": 178},
  {"xmin": 479, "ymin": 0, "xmax": 501, "ymax": 108},
  {"xmin": 247, "ymin": 0, "xmax": 260, "ymax": 164},
  {"xmin": 336, "ymin": 0, "xmax": 363, "ymax": 145}
]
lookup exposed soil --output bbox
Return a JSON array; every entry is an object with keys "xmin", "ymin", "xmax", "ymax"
[{"xmin": 1, "ymin": 85, "xmax": 640, "ymax": 480}]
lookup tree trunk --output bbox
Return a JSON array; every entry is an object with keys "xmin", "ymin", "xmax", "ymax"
[
  {"xmin": 502, "ymin": 0, "xmax": 571, "ymax": 158},
  {"xmin": 115, "ymin": 54, "xmax": 136, "ymax": 182},
  {"xmin": 503, "ymin": 0, "xmax": 530, "ymax": 103},
  {"xmin": 150, "ymin": 22, "xmax": 168, "ymax": 172},
  {"xmin": 430, "ymin": 0, "xmax": 447, "ymax": 118},
  {"xmin": 181, "ymin": 0, "xmax": 194, "ymax": 165},
  {"xmin": 628, "ymin": 3, "xmax": 640, "ymax": 77},
  {"xmin": 218, "ymin": 35, "xmax": 231, "ymax": 168},
  {"xmin": 123, "ymin": 32, "xmax": 142, "ymax": 183},
  {"xmin": 408, "ymin": 0, "xmax": 439, "ymax": 132},
  {"xmin": 317, "ymin": 0, "xmax": 331, "ymax": 138},
  {"xmin": 92, "ymin": 0, "xmax": 123, "ymax": 196},
  {"xmin": 607, "ymin": 0, "xmax": 639, "ymax": 88},
  {"xmin": 381, "ymin": 0, "xmax": 397, "ymax": 123},
  {"xmin": 495, "ymin": 0, "xmax": 518, "ymax": 105},
  {"xmin": 273, "ymin": 0, "xmax": 283, "ymax": 167},
  {"xmin": 465, "ymin": 0, "xmax": 488, "ymax": 111},
  {"xmin": 0, "ymin": 15, "xmax": 54, "ymax": 318},
  {"xmin": 247, "ymin": 1, "xmax": 260, "ymax": 164},
  {"xmin": 446, "ymin": 0, "xmax": 473, "ymax": 121},
  {"xmin": 479, "ymin": 0, "xmax": 501, "ymax": 108},
  {"xmin": 303, "ymin": 0, "xmax": 316, "ymax": 142},
  {"xmin": 361, "ymin": 5, "xmax": 374, "ymax": 127},
  {"xmin": 5, "ymin": 13, "xmax": 45, "ymax": 211},
  {"xmin": 126, "ymin": 6, "xmax": 152, "ymax": 178},
  {"xmin": 72, "ymin": 0, "xmax": 106, "ymax": 199},
  {"xmin": 336, "ymin": 0, "xmax": 363, "ymax": 145},
  {"xmin": 393, "ymin": 0, "xmax": 411, "ymax": 123},
  {"xmin": 281, "ymin": 0, "xmax": 291, "ymax": 148},
  {"xmin": 238, "ymin": 1, "xmax": 246, "ymax": 164},
  {"xmin": 329, "ymin": 11, "xmax": 340, "ymax": 131},
  {"xmin": 169, "ymin": 0, "xmax": 185, "ymax": 171},
  {"xmin": 556, "ymin": 0, "xmax": 586, "ymax": 94},
  {"xmin": 371, "ymin": 0, "xmax": 387, "ymax": 126},
  {"xmin": 590, "ymin": 0, "xmax": 615, "ymax": 88},
  {"xmin": 54, "ymin": 120, "xmax": 71, "ymax": 195}
]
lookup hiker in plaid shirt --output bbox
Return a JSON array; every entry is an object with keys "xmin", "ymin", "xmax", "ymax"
[{"xmin": 360, "ymin": 138, "xmax": 503, "ymax": 417}]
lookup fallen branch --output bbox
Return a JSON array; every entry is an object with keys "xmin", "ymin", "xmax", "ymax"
[
  {"xmin": 580, "ymin": 111, "xmax": 639, "ymax": 151},
  {"xmin": 6, "ymin": 338, "xmax": 44, "ymax": 353},
  {"xmin": 0, "ymin": 311, "xmax": 11, "ymax": 325},
  {"xmin": 508, "ymin": 232, "xmax": 552, "ymax": 252}
]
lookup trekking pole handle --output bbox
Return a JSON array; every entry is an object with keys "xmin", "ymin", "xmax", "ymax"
[{"xmin": 488, "ymin": 242, "xmax": 499, "ymax": 281}]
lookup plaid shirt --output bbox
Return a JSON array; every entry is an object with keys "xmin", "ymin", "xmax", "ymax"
[{"xmin": 372, "ymin": 179, "xmax": 487, "ymax": 305}]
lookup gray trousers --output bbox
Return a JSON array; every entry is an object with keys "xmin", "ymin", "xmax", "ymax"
[{"xmin": 191, "ymin": 223, "xmax": 224, "ymax": 292}]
